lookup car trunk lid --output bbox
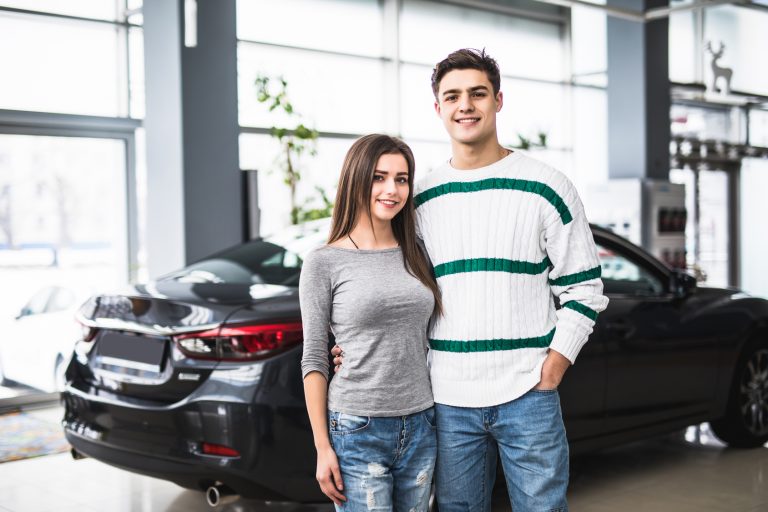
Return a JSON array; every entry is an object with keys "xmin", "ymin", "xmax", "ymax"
[{"xmin": 74, "ymin": 282, "xmax": 297, "ymax": 403}]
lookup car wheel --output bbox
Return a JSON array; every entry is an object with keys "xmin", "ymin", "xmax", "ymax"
[{"xmin": 711, "ymin": 340, "xmax": 768, "ymax": 448}]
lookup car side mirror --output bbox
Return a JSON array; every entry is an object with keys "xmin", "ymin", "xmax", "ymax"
[
  {"xmin": 671, "ymin": 270, "xmax": 696, "ymax": 298},
  {"xmin": 14, "ymin": 307, "xmax": 29, "ymax": 320}
]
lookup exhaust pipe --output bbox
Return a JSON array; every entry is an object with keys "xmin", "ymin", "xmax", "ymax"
[
  {"xmin": 205, "ymin": 483, "xmax": 238, "ymax": 507},
  {"xmin": 70, "ymin": 448, "xmax": 87, "ymax": 460}
]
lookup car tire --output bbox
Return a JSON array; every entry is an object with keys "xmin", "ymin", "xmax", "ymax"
[{"xmin": 710, "ymin": 338, "xmax": 768, "ymax": 448}]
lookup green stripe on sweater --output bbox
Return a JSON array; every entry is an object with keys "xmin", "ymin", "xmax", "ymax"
[
  {"xmin": 429, "ymin": 328, "xmax": 555, "ymax": 352},
  {"xmin": 414, "ymin": 178, "xmax": 572, "ymax": 224},
  {"xmin": 562, "ymin": 301, "xmax": 599, "ymax": 321},
  {"xmin": 549, "ymin": 266, "xmax": 601, "ymax": 286},
  {"xmin": 434, "ymin": 257, "xmax": 551, "ymax": 278}
]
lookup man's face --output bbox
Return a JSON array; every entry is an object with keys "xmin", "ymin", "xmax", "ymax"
[{"xmin": 434, "ymin": 68, "xmax": 503, "ymax": 147}]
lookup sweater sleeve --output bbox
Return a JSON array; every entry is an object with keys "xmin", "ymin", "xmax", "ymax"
[
  {"xmin": 544, "ymin": 177, "xmax": 609, "ymax": 364},
  {"xmin": 299, "ymin": 248, "xmax": 333, "ymax": 380}
]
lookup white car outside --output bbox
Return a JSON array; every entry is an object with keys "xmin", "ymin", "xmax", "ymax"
[{"xmin": 0, "ymin": 285, "xmax": 89, "ymax": 392}]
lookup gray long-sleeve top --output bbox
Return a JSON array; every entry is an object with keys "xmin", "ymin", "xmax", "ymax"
[{"xmin": 299, "ymin": 245, "xmax": 434, "ymax": 417}]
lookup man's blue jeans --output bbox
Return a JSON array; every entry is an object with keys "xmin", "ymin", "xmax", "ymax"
[
  {"xmin": 434, "ymin": 389, "xmax": 569, "ymax": 512},
  {"xmin": 329, "ymin": 407, "xmax": 437, "ymax": 512}
]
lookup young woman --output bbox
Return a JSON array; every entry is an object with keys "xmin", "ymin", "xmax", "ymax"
[{"xmin": 300, "ymin": 134, "xmax": 442, "ymax": 511}]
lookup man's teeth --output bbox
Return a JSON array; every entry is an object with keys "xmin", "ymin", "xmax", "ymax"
[{"xmin": 457, "ymin": 118, "xmax": 479, "ymax": 123}]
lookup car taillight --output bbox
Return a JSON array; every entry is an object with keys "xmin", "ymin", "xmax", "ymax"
[
  {"xmin": 201, "ymin": 442, "xmax": 240, "ymax": 457},
  {"xmin": 174, "ymin": 322, "xmax": 303, "ymax": 361}
]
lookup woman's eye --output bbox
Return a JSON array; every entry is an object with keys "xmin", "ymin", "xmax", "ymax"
[
  {"xmin": 373, "ymin": 175, "xmax": 384, "ymax": 181},
  {"xmin": 397, "ymin": 178, "xmax": 408, "ymax": 184}
]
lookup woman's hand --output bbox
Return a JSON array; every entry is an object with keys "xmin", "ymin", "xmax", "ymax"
[
  {"xmin": 316, "ymin": 444, "xmax": 346, "ymax": 505},
  {"xmin": 331, "ymin": 345, "xmax": 344, "ymax": 373}
]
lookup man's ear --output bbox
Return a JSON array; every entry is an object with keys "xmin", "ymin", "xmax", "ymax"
[
  {"xmin": 496, "ymin": 91, "xmax": 504, "ymax": 112},
  {"xmin": 434, "ymin": 100, "xmax": 441, "ymax": 116}
]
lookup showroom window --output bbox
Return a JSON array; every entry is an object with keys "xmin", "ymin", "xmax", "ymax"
[
  {"xmin": 703, "ymin": 5, "xmax": 768, "ymax": 95},
  {"xmin": 669, "ymin": 2, "xmax": 768, "ymax": 95},
  {"xmin": 0, "ymin": 2, "xmax": 144, "ymax": 117},
  {"xmin": 0, "ymin": 1, "xmax": 143, "ymax": 406},
  {"xmin": 668, "ymin": 3, "xmax": 768, "ymax": 291},
  {"xmin": 236, "ymin": 0, "xmax": 607, "ymax": 236}
]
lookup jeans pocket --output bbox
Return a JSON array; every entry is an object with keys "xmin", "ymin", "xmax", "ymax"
[
  {"xmin": 421, "ymin": 406, "xmax": 437, "ymax": 429},
  {"xmin": 329, "ymin": 411, "xmax": 370, "ymax": 435}
]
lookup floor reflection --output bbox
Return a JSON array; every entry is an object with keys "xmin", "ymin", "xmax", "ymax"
[{"xmin": 0, "ymin": 417, "xmax": 766, "ymax": 512}]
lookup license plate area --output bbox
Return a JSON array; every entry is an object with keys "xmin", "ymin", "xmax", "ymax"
[{"xmin": 95, "ymin": 331, "xmax": 168, "ymax": 373}]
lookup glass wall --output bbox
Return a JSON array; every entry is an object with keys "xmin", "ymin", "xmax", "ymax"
[
  {"xmin": 669, "ymin": 9, "xmax": 697, "ymax": 85},
  {"xmin": 0, "ymin": 3, "xmax": 144, "ymax": 117},
  {"xmin": 740, "ymin": 158, "xmax": 768, "ymax": 299},
  {"xmin": 237, "ymin": 0, "xmax": 608, "ymax": 236},
  {"xmin": 669, "ymin": 2, "xmax": 768, "ymax": 95},
  {"xmin": 0, "ymin": 135, "xmax": 128, "ymax": 398},
  {"xmin": 703, "ymin": 5, "xmax": 768, "ymax": 95},
  {"xmin": 0, "ymin": 1, "xmax": 143, "ymax": 403}
]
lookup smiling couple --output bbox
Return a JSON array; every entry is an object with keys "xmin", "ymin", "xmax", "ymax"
[{"xmin": 299, "ymin": 48, "xmax": 608, "ymax": 512}]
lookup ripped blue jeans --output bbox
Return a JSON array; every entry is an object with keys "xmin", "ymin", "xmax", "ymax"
[{"xmin": 329, "ymin": 407, "xmax": 437, "ymax": 512}]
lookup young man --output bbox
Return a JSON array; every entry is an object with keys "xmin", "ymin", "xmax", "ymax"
[{"xmin": 335, "ymin": 48, "xmax": 607, "ymax": 511}]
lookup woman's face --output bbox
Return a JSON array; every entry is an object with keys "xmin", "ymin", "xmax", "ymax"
[{"xmin": 369, "ymin": 152, "xmax": 409, "ymax": 224}]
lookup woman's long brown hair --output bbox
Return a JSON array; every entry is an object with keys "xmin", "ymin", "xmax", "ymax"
[{"xmin": 328, "ymin": 134, "xmax": 442, "ymax": 316}]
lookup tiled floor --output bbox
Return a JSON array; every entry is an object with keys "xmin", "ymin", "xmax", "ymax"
[{"xmin": 0, "ymin": 408, "xmax": 766, "ymax": 511}]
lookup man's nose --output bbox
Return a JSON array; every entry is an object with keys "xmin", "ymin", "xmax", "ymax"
[{"xmin": 459, "ymin": 95, "xmax": 473, "ymax": 112}]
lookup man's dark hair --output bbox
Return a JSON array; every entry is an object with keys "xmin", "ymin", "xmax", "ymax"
[{"xmin": 431, "ymin": 48, "xmax": 501, "ymax": 99}]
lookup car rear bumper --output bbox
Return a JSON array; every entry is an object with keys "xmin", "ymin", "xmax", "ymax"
[
  {"xmin": 65, "ymin": 430, "xmax": 284, "ymax": 499},
  {"xmin": 62, "ymin": 350, "xmax": 324, "ymax": 502}
]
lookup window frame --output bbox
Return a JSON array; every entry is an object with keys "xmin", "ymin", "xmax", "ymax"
[
  {"xmin": 0, "ymin": 109, "xmax": 142, "ymax": 283},
  {"xmin": 592, "ymin": 227, "xmax": 673, "ymax": 299}
]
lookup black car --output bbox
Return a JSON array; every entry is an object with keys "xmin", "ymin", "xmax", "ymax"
[{"xmin": 62, "ymin": 221, "xmax": 768, "ymax": 505}]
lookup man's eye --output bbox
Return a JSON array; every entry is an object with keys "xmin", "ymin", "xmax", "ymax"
[
  {"xmin": 445, "ymin": 96, "xmax": 458, "ymax": 102},
  {"xmin": 472, "ymin": 92, "xmax": 486, "ymax": 97}
]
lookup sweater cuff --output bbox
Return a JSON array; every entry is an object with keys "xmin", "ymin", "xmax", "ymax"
[{"xmin": 548, "ymin": 324, "xmax": 590, "ymax": 364}]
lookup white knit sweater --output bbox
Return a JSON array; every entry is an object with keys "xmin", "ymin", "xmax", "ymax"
[{"xmin": 414, "ymin": 151, "xmax": 608, "ymax": 407}]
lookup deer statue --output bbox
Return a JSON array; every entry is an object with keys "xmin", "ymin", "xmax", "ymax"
[{"xmin": 705, "ymin": 41, "xmax": 732, "ymax": 95}]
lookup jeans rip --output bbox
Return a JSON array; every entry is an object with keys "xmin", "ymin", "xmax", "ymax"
[{"xmin": 332, "ymin": 411, "xmax": 437, "ymax": 512}]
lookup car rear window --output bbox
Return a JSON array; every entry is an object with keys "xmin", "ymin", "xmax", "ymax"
[{"xmin": 161, "ymin": 240, "xmax": 304, "ymax": 286}]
